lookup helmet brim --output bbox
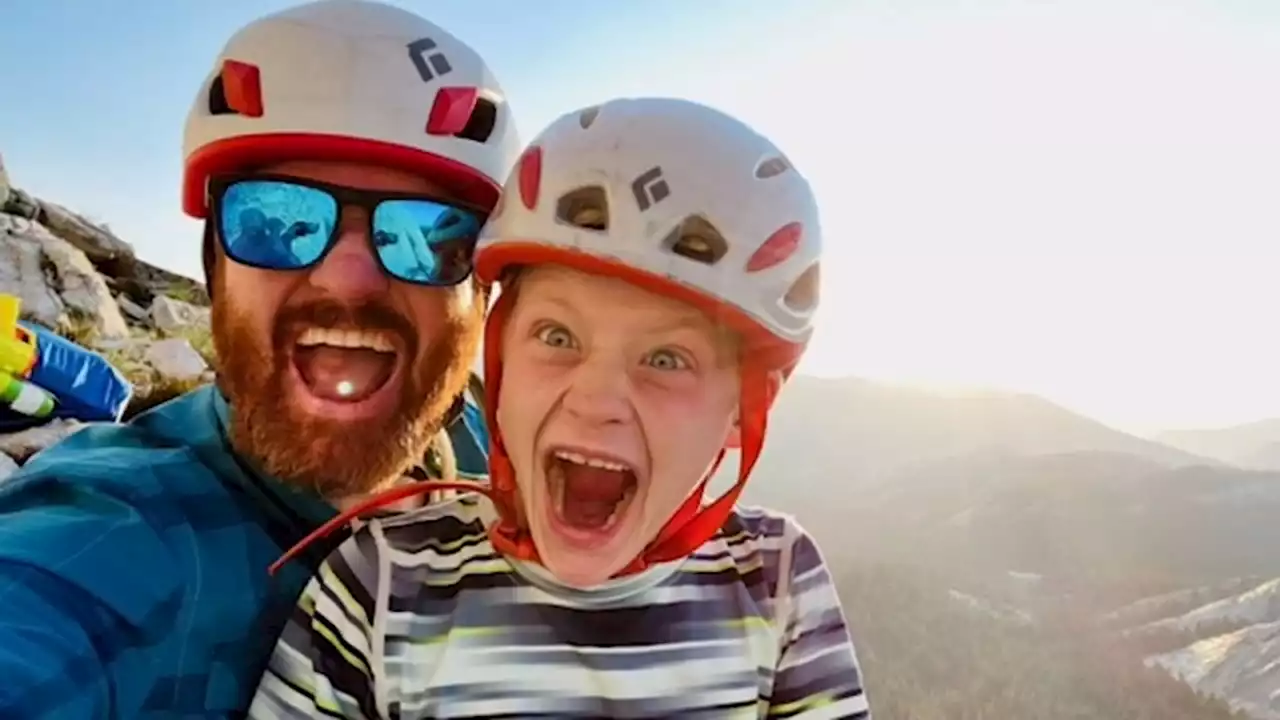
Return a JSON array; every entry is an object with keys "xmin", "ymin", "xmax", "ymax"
[
  {"xmin": 182, "ymin": 132, "xmax": 501, "ymax": 219},
  {"xmin": 475, "ymin": 240, "xmax": 805, "ymax": 367}
]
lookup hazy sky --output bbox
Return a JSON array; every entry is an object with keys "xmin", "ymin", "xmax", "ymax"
[{"xmin": 2, "ymin": 0, "xmax": 1278, "ymax": 433}]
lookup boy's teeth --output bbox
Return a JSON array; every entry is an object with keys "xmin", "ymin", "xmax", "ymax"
[
  {"xmin": 296, "ymin": 327, "xmax": 395, "ymax": 353},
  {"xmin": 549, "ymin": 460, "xmax": 567, "ymax": 516},
  {"xmin": 552, "ymin": 449, "xmax": 629, "ymax": 472}
]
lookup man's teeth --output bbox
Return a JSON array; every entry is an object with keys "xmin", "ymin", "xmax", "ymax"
[
  {"xmin": 296, "ymin": 327, "xmax": 394, "ymax": 353},
  {"xmin": 553, "ymin": 449, "xmax": 630, "ymax": 472}
]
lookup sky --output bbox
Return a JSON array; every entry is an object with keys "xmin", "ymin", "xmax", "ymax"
[{"xmin": 2, "ymin": 0, "xmax": 1279, "ymax": 433}]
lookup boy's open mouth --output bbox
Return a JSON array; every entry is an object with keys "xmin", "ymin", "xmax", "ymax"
[{"xmin": 545, "ymin": 447, "xmax": 639, "ymax": 534}]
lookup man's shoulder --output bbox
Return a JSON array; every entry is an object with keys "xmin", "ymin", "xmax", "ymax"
[
  {"xmin": 0, "ymin": 388, "xmax": 231, "ymax": 600},
  {"xmin": 10, "ymin": 386, "xmax": 223, "ymax": 496},
  {"xmin": 0, "ymin": 387, "xmax": 301, "ymax": 645}
]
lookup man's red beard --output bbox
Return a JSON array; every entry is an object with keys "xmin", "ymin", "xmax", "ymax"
[{"xmin": 211, "ymin": 286, "xmax": 484, "ymax": 500}]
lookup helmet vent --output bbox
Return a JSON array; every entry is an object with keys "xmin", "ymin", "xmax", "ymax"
[
  {"xmin": 208, "ymin": 76, "xmax": 233, "ymax": 115},
  {"xmin": 578, "ymin": 106, "xmax": 601, "ymax": 129},
  {"xmin": 456, "ymin": 98, "xmax": 497, "ymax": 143},
  {"xmin": 662, "ymin": 216, "xmax": 727, "ymax": 266},
  {"xmin": 208, "ymin": 60, "xmax": 263, "ymax": 118},
  {"xmin": 555, "ymin": 186, "xmax": 609, "ymax": 231},
  {"xmin": 783, "ymin": 263, "xmax": 820, "ymax": 312},
  {"xmin": 754, "ymin": 156, "xmax": 791, "ymax": 179}
]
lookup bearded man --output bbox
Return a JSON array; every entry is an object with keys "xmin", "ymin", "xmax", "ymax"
[{"xmin": 0, "ymin": 1, "xmax": 518, "ymax": 716}]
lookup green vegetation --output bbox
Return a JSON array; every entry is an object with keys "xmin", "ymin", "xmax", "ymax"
[{"xmin": 53, "ymin": 316, "xmax": 216, "ymax": 421}]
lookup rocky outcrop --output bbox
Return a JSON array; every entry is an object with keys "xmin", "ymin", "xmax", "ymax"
[
  {"xmin": 1, "ymin": 212, "xmax": 131, "ymax": 339},
  {"xmin": 0, "ymin": 153, "xmax": 10, "ymax": 210},
  {"xmin": 0, "ymin": 154, "xmax": 213, "ymax": 479}
]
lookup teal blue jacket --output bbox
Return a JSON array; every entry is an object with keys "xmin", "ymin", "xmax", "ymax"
[{"xmin": 0, "ymin": 384, "xmax": 489, "ymax": 717}]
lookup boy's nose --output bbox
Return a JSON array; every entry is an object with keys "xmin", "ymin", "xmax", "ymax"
[{"xmin": 562, "ymin": 359, "xmax": 632, "ymax": 426}]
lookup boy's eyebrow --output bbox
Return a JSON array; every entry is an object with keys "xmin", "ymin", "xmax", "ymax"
[
  {"xmin": 524, "ymin": 294, "xmax": 578, "ymax": 315},
  {"xmin": 645, "ymin": 315, "xmax": 717, "ymax": 336}
]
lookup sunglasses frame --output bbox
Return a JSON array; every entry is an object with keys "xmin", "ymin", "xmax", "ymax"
[{"xmin": 207, "ymin": 172, "xmax": 491, "ymax": 287}]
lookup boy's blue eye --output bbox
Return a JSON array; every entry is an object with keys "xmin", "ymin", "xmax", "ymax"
[
  {"xmin": 646, "ymin": 349, "xmax": 688, "ymax": 371},
  {"xmin": 536, "ymin": 324, "xmax": 576, "ymax": 349}
]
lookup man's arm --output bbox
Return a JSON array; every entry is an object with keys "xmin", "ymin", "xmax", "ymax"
[
  {"xmin": 768, "ymin": 525, "xmax": 872, "ymax": 720},
  {"xmin": 248, "ymin": 530, "xmax": 382, "ymax": 719},
  {"xmin": 0, "ymin": 475, "xmax": 180, "ymax": 718},
  {"xmin": 0, "ymin": 561, "xmax": 112, "ymax": 716}
]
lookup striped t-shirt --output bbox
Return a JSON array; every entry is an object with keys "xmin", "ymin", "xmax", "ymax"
[{"xmin": 247, "ymin": 494, "xmax": 871, "ymax": 719}]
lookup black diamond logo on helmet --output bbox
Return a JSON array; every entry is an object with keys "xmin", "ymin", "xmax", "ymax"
[{"xmin": 408, "ymin": 37, "xmax": 453, "ymax": 82}]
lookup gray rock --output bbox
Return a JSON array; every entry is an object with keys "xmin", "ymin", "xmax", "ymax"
[
  {"xmin": 36, "ymin": 200, "xmax": 134, "ymax": 263},
  {"xmin": 0, "ymin": 213, "xmax": 130, "ymax": 338},
  {"xmin": 144, "ymin": 338, "xmax": 209, "ymax": 381},
  {"xmin": 0, "ymin": 215, "xmax": 67, "ymax": 327},
  {"xmin": 115, "ymin": 293, "xmax": 150, "ymax": 323},
  {"xmin": 3, "ymin": 187, "xmax": 40, "ymax": 220},
  {"xmin": 0, "ymin": 420, "xmax": 82, "ymax": 464},
  {"xmin": 150, "ymin": 295, "xmax": 210, "ymax": 333},
  {"xmin": 0, "ymin": 453, "xmax": 18, "ymax": 484}
]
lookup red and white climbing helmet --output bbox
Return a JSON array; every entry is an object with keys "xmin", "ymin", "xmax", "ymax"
[{"xmin": 181, "ymin": 0, "xmax": 521, "ymax": 217}]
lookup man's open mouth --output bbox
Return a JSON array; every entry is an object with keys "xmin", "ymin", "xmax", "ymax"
[
  {"xmin": 291, "ymin": 327, "xmax": 401, "ymax": 403},
  {"xmin": 545, "ymin": 447, "xmax": 640, "ymax": 534}
]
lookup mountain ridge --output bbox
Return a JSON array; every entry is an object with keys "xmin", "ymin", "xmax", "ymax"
[{"xmin": 1157, "ymin": 419, "xmax": 1280, "ymax": 470}]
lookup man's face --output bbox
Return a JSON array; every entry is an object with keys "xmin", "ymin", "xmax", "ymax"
[
  {"xmin": 211, "ymin": 159, "xmax": 485, "ymax": 501},
  {"xmin": 496, "ymin": 265, "xmax": 741, "ymax": 587}
]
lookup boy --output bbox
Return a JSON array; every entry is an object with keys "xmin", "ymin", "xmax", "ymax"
[{"xmin": 248, "ymin": 97, "xmax": 870, "ymax": 719}]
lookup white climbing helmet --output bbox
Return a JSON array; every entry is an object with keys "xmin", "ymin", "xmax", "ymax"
[
  {"xmin": 474, "ymin": 96, "xmax": 821, "ymax": 351},
  {"xmin": 181, "ymin": 0, "xmax": 521, "ymax": 218}
]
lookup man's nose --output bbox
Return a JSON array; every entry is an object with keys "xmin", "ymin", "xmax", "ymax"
[
  {"xmin": 306, "ymin": 206, "xmax": 388, "ymax": 300},
  {"xmin": 562, "ymin": 356, "xmax": 632, "ymax": 426}
]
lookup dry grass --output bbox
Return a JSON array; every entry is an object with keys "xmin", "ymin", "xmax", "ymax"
[
  {"xmin": 118, "ymin": 374, "xmax": 208, "ymax": 421},
  {"xmin": 162, "ymin": 285, "xmax": 209, "ymax": 307},
  {"xmin": 53, "ymin": 314, "xmax": 217, "ymax": 421}
]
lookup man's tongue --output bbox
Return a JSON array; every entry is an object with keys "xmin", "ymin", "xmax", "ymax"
[
  {"xmin": 294, "ymin": 345, "xmax": 395, "ymax": 402},
  {"xmin": 561, "ymin": 464, "xmax": 630, "ymax": 530}
]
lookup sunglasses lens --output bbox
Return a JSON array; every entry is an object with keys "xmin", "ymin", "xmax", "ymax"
[
  {"xmin": 219, "ymin": 180, "xmax": 337, "ymax": 270},
  {"xmin": 372, "ymin": 199, "xmax": 483, "ymax": 285}
]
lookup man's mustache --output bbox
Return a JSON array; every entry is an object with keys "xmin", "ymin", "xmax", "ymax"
[{"xmin": 270, "ymin": 299, "xmax": 419, "ymax": 359}]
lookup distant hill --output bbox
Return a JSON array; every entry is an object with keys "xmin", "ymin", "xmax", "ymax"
[
  {"xmin": 1157, "ymin": 419, "xmax": 1280, "ymax": 470},
  {"xmin": 734, "ymin": 375, "xmax": 1215, "ymax": 508},
  {"xmin": 721, "ymin": 375, "xmax": 1280, "ymax": 596},
  {"xmin": 824, "ymin": 451, "xmax": 1280, "ymax": 592}
]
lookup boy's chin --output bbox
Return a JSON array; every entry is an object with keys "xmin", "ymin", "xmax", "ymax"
[
  {"xmin": 532, "ymin": 526, "xmax": 641, "ymax": 589},
  {"xmin": 544, "ymin": 557, "xmax": 621, "ymax": 589}
]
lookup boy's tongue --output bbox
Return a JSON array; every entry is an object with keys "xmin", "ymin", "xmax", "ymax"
[
  {"xmin": 562, "ymin": 464, "xmax": 629, "ymax": 529},
  {"xmin": 294, "ymin": 345, "xmax": 394, "ymax": 401}
]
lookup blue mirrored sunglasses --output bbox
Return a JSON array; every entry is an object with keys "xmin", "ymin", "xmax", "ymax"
[{"xmin": 209, "ymin": 174, "xmax": 488, "ymax": 286}]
